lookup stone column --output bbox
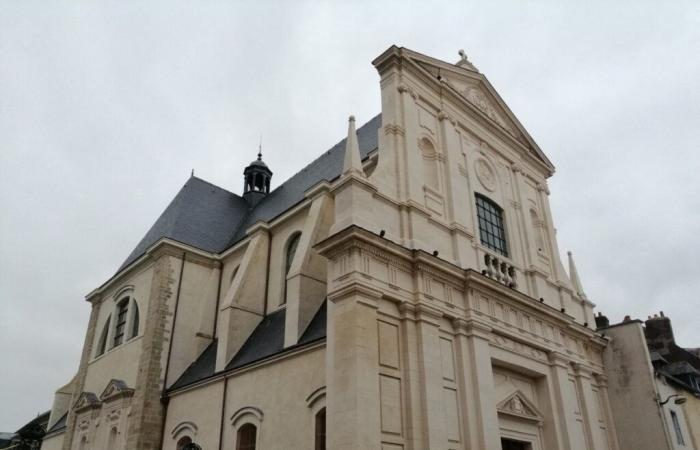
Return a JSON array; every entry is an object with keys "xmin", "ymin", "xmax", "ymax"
[
  {"xmin": 326, "ymin": 283, "xmax": 382, "ymax": 450},
  {"xmin": 61, "ymin": 299, "xmax": 102, "ymax": 450},
  {"xmin": 456, "ymin": 319, "xmax": 501, "ymax": 450},
  {"xmin": 126, "ymin": 254, "xmax": 179, "ymax": 450}
]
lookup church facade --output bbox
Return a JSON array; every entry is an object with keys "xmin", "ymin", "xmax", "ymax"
[{"xmin": 40, "ymin": 46, "xmax": 620, "ymax": 450}]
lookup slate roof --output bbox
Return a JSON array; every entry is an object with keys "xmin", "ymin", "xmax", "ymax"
[
  {"xmin": 46, "ymin": 413, "xmax": 67, "ymax": 434},
  {"xmin": 119, "ymin": 114, "xmax": 381, "ymax": 270},
  {"xmin": 170, "ymin": 300, "xmax": 327, "ymax": 391}
]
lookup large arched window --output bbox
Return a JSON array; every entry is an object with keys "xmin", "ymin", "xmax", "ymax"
[
  {"xmin": 315, "ymin": 408, "xmax": 326, "ymax": 450},
  {"xmin": 129, "ymin": 301, "xmax": 140, "ymax": 340},
  {"xmin": 113, "ymin": 298, "xmax": 129, "ymax": 347},
  {"xmin": 282, "ymin": 232, "xmax": 301, "ymax": 305},
  {"xmin": 236, "ymin": 423, "xmax": 257, "ymax": 450},
  {"xmin": 475, "ymin": 194, "xmax": 508, "ymax": 257},
  {"xmin": 96, "ymin": 315, "xmax": 111, "ymax": 357}
]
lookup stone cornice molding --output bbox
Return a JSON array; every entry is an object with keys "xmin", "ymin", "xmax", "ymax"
[
  {"xmin": 327, "ymin": 282, "xmax": 382, "ymax": 308},
  {"xmin": 303, "ymin": 180, "xmax": 332, "ymax": 200},
  {"xmin": 414, "ymin": 303, "xmax": 444, "ymax": 325},
  {"xmin": 453, "ymin": 318, "xmax": 493, "ymax": 340},
  {"xmin": 86, "ymin": 238, "xmax": 219, "ymax": 302}
]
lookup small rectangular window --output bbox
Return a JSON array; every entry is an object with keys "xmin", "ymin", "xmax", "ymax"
[{"xmin": 671, "ymin": 410, "xmax": 685, "ymax": 446}]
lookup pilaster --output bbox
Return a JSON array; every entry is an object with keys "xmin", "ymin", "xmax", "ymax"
[
  {"xmin": 61, "ymin": 300, "xmax": 101, "ymax": 450},
  {"xmin": 548, "ymin": 351, "xmax": 584, "ymax": 450},
  {"xmin": 125, "ymin": 254, "xmax": 179, "ymax": 450},
  {"xmin": 326, "ymin": 283, "xmax": 382, "ymax": 450},
  {"xmin": 454, "ymin": 319, "xmax": 501, "ymax": 450}
]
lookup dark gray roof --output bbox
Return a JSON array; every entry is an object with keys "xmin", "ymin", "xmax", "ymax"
[
  {"xmin": 119, "ymin": 177, "xmax": 249, "ymax": 270},
  {"xmin": 169, "ymin": 340, "xmax": 218, "ymax": 390},
  {"xmin": 226, "ymin": 308, "xmax": 287, "ymax": 370},
  {"xmin": 119, "ymin": 114, "xmax": 381, "ymax": 270},
  {"xmin": 46, "ymin": 413, "xmax": 67, "ymax": 434},
  {"xmin": 170, "ymin": 300, "xmax": 327, "ymax": 391}
]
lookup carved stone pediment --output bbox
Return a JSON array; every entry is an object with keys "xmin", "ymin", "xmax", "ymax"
[
  {"xmin": 405, "ymin": 53, "xmax": 553, "ymax": 172},
  {"xmin": 73, "ymin": 392, "xmax": 101, "ymax": 413},
  {"xmin": 100, "ymin": 379, "xmax": 134, "ymax": 402},
  {"xmin": 497, "ymin": 390, "xmax": 543, "ymax": 423}
]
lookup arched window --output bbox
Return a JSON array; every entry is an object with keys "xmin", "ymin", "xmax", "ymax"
[
  {"xmin": 113, "ymin": 298, "xmax": 129, "ymax": 347},
  {"xmin": 96, "ymin": 315, "xmax": 111, "ymax": 357},
  {"xmin": 282, "ymin": 232, "xmax": 301, "ymax": 305},
  {"xmin": 475, "ymin": 194, "xmax": 508, "ymax": 257},
  {"xmin": 129, "ymin": 301, "xmax": 140, "ymax": 340},
  {"xmin": 236, "ymin": 423, "xmax": 257, "ymax": 450},
  {"xmin": 314, "ymin": 408, "xmax": 326, "ymax": 450},
  {"xmin": 177, "ymin": 436, "xmax": 202, "ymax": 450},
  {"xmin": 107, "ymin": 427, "xmax": 118, "ymax": 450}
]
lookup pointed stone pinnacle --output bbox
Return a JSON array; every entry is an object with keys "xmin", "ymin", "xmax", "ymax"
[
  {"xmin": 342, "ymin": 115, "xmax": 363, "ymax": 176},
  {"xmin": 568, "ymin": 251, "xmax": 587, "ymax": 300}
]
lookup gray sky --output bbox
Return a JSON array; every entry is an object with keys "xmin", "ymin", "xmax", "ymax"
[{"xmin": 1, "ymin": 0, "xmax": 699, "ymax": 432}]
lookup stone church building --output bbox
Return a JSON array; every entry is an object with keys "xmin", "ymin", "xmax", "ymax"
[{"xmin": 40, "ymin": 46, "xmax": 620, "ymax": 450}]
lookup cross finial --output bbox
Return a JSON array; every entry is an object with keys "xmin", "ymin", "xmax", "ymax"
[
  {"xmin": 257, "ymin": 134, "xmax": 263, "ymax": 160},
  {"xmin": 191, "ymin": 168, "xmax": 194, "ymax": 177}
]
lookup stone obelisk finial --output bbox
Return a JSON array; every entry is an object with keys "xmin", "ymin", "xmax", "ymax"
[
  {"xmin": 568, "ymin": 251, "xmax": 588, "ymax": 300},
  {"xmin": 342, "ymin": 115, "xmax": 364, "ymax": 177}
]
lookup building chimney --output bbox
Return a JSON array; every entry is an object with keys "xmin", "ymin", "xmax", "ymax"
[
  {"xmin": 645, "ymin": 312, "xmax": 675, "ymax": 355},
  {"xmin": 594, "ymin": 312, "xmax": 610, "ymax": 329}
]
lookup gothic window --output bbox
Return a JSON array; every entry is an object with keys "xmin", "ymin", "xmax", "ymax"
[
  {"xmin": 475, "ymin": 194, "xmax": 508, "ymax": 257},
  {"xmin": 129, "ymin": 301, "xmax": 139, "ymax": 340},
  {"xmin": 314, "ymin": 408, "xmax": 326, "ymax": 450},
  {"xmin": 671, "ymin": 410, "xmax": 685, "ymax": 445},
  {"xmin": 282, "ymin": 232, "xmax": 301, "ymax": 305},
  {"xmin": 96, "ymin": 315, "xmax": 110, "ymax": 357},
  {"xmin": 236, "ymin": 424, "xmax": 257, "ymax": 450},
  {"xmin": 113, "ymin": 298, "xmax": 129, "ymax": 347}
]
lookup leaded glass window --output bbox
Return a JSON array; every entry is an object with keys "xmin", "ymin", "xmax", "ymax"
[
  {"xmin": 113, "ymin": 299, "xmax": 129, "ymax": 347},
  {"xmin": 475, "ymin": 194, "xmax": 508, "ymax": 257}
]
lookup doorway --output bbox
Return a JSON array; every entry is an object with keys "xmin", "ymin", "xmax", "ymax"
[{"xmin": 501, "ymin": 438, "xmax": 530, "ymax": 450}]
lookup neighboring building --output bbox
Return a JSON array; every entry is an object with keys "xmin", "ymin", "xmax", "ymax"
[
  {"xmin": 2, "ymin": 411, "xmax": 50, "ymax": 450},
  {"xmin": 40, "ymin": 46, "xmax": 620, "ymax": 450},
  {"xmin": 598, "ymin": 312, "xmax": 700, "ymax": 450}
]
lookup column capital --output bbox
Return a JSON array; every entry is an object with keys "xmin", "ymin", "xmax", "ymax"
[
  {"xmin": 453, "ymin": 318, "xmax": 492, "ymax": 340},
  {"xmin": 548, "ymin": 351, "xmax": 571, "ymax": 368},
  {"xmin": 415, "ymin": 302, "xmax": 443, "ymax": 326},
  {"xmin": 327, "ymin": 282, "xmax": 381, "ymax": 309},
  {"xmin": 572, "ymin": 362, "xmax": 594, "ymax": 379}
]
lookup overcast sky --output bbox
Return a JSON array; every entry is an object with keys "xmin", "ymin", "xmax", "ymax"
[{"xmin": 1, "ymin": 0, "xmax": 699, "ymax": 432}]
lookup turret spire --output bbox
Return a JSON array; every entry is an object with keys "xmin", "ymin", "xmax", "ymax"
[
  {"xmin": 342, "ymin": 115, "xmax": 364, "ymax": 176},
  {"xmin": 243, "ymin": 140, "xmax": 273, "ymax": 206},
  {"xmin": 567, "ymin": 251, "xmax": 587, "ymax": 300}
]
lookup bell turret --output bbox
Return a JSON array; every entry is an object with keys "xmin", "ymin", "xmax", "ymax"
[{"xmin": 243, "ymin": 148, "xmax": 272, "ymax": 206}]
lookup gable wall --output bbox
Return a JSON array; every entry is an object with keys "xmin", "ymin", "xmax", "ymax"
[{"xmin": 369, "ymin": 52, "xmax": 592, "ymax": 327}]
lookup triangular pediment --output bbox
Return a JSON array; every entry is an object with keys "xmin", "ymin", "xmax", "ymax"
[
  {"xmin": 73, "ymin": 392, "xmax": 101, "ymax": 412},
  {"xmin": 496, "ymin": 390, "xmax": 543, "ymax": 423},
  {"xmin": 402, "ymin": 49, "xmax": 553, "ymax": 171},
  {"xmin": 100, "ymin": 379, "xmax": 134, "ymax": 401}
]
